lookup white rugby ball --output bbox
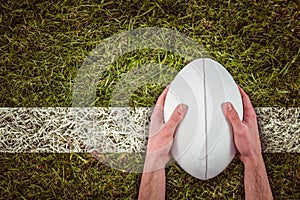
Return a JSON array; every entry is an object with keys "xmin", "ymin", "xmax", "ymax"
[{"xmin": 164, "ymin": 58, "xmax": 243, "ymax": 180}]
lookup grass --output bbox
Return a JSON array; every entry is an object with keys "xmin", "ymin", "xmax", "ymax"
[
  {"xmin": 0, "ymin": 153, "xmax": 299, "ymax": 199},
  {"xmin": 0, "ymin": 0, "xmax": 299, "ymax": 199},
  {"xmin": 0, "ymin": 0, "xmax": 299, "ymax": 107}
]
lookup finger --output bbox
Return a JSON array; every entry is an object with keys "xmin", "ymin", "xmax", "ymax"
[
  {"xmin": 151, "ymin": 104, "xmax": 164, "ymax": 124},
  {"xmin": 223, "ymin": 102, "xmax": 244, "ymax": 132},
  {"xmin": 164, "ymin": 104, "xmax": 187, "ymax": 137},
  {"xmin": 151, "ymin": 85, "xmax": 170, "ymax": 123},
  {"xmin": 238, "ymin": 86, "xmax": 257, "ymax": 120},
  {"xmin": 156, "ymin": 84, "xmax": 170, "ymax": 108}
]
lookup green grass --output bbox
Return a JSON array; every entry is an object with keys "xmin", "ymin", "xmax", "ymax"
[
  {"xmin": 0, "ymin": 0, "xmax": 299, "ymax": 199},
  {"xmin": 0, "ymin": 0, "xmax": 299, "ymax": 107},
  {"xmin": 0, "ymin": 154, "xmax": 299, "ymax": 199}
]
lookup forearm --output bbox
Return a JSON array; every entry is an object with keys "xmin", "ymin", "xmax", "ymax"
[
  {"xmin": 138, "ymin": 169, "xmax": 165, "ymax": 200},
  {"xmin": 138, "ymin": 149, "xmax": 168, "ymax": 200},
  {"xmin": 243, "ymin": 156, "xmax": 273, "ymax": 200}
]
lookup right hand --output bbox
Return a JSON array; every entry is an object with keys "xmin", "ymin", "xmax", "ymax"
[{"xmin": 223, "ymin": 86, "xmax": 263, "ymax": 164}]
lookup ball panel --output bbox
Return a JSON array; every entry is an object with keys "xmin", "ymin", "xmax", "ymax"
[
  {"xmin": 204, "ymin": 58, "xmax": 227, "ymax": 154},
  {"xmin": 165, "ymin": 66, "xmax": 205, "ymax": 160},
  {"xmin": 176, "ymin": 144, "xmax": 207, "ymax": 179},
  {"xmin": 213, "ymin": 58, "xmax": 243, "ymax": 120},
  {"xmin": 207, "ymin": 123, "xmax": 236, "ymax": 179}
]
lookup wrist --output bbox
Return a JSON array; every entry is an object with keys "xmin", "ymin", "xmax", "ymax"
[
  {"xmin": 143, "ymin": 151, "xmax": 168, "ymax": 173},
  {"xmin": 242, "ymin": 155, "xmax": 264, "ymax": 169}
]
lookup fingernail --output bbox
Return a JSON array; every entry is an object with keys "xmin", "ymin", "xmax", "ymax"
[
  {"xmin": 178, "ymin": 104, "xmax": 187, "ymax": 114},
  {"xmin": 226, "ymin": 103, "xmax": 232, "ymax": 112}
]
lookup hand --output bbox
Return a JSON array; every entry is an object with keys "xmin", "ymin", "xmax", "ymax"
[
  {"xmin": 223, "ymin": 86, "xmax": 273, "ymax": 199},
  {"xmin": 223, "ymin": 86, "xmax": 262, "ymax": 164},
  {"xmin": 144, "ymin": 85, "xmax": 187, "ymax": 172}
]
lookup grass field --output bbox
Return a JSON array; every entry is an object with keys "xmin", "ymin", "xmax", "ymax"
[{"xmin": 0, "ymin": 0, "xmax": 299, "ymax": 199}]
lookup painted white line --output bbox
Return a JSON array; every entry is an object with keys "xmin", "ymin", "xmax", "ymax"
[
  {"xmin": 255, "ymin": 107, "xmax": 299, "ymax": 153},
  {"xmin": 0, "ymin": 107, "xmax": 299, "ymax": 153}
]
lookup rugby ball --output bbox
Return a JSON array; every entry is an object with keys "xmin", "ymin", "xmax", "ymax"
[{"xmin": 164, "ymin": 58, "xmax": 243, "ymax": 180}]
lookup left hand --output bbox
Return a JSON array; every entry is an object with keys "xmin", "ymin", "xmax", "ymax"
[{"xmin": 144, "ymin": 85, "xmax": 187, "ymax": 172}]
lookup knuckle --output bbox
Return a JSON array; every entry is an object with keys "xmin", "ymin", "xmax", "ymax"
[
  {"xmin": 232, "ymin": 123, "xmax": 247, "ymax": 137},
  {"xmin": 173, "ymin": 114, "xmax": 182, "ymax": 123},
  {"xmin": 237, "ymin": 126, "xmax": 248, "ymax": 135},
  {"xmin": 168, "ymin": 114, "xmax": 181, "ymax": 126},
  {"xmin": 161, "ymin": 126, "xmax": 173, "ymax": 137},
  {"xmin": 230, "ymin": 111, "xmax": 240, "ymax": 122}
]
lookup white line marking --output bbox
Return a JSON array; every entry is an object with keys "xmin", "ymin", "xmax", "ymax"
[{"xmin": 0, "ymin": 107, "xmax": 299, "ymax": 153}]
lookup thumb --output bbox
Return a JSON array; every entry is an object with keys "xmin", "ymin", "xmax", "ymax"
[
  {"xmin": 223, "ymin": 102, "xmax": 243, "ymax": 131},
  {"xmin": 164, "ymin": 104, "xmax": 187, "ymax": 136}
]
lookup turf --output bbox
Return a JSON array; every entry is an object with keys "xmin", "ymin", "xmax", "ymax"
[
  {"xmin": 0, "ymin": 0, "xmax": 299, "ymax": 107},
  {"xmin": 0, "ymin": 0, "xmax": 299, "ymax": 199},
  {"xmin": 0, "ymin": 153, "xmax": 299, "ymax": 199}
]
